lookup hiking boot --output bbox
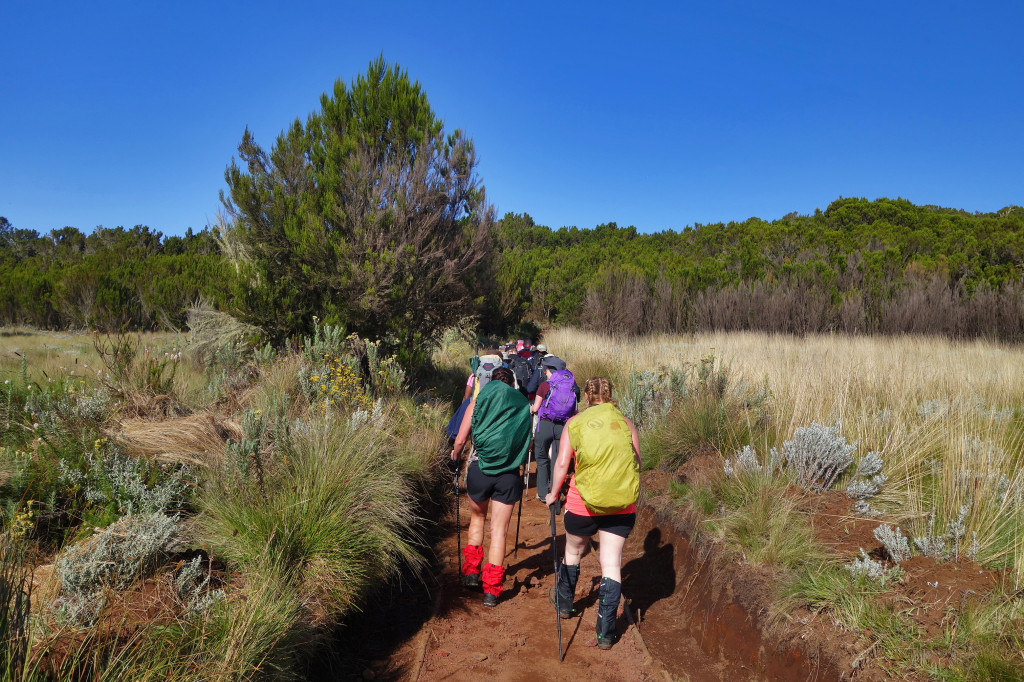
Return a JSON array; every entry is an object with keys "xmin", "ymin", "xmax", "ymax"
[
  {"xmin": 595, "ymin": 577, "xmax": 621, "ymax": 650},
  {"xmin": 547, "ymin": 562, "xmax": 580, "ymax": 618},
  {"xmin": 462, "ymin": 572, "xmax": 480, "ymax": 588},
  {"xmin": 482, "ymin": 592, "xmax": 498, "ymax": 607}
]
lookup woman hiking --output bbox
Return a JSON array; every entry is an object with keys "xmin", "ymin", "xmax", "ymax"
[
  {"xmin": 530, "ymin": 355, "xmax": 580, "ymax": 504},
  {"xmin": 451, "ymin": 367, "xmax": 532, "ymax": 606},
  {"xmin": 544, "ymin": 377, "xmax": 641, "ymax": 649}
]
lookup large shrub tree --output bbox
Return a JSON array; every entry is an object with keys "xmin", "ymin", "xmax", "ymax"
[{"xmin": 221, "ymin": 57, "xmax": 494, "ymax": 356}]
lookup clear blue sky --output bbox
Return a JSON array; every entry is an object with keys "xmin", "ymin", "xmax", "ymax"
[{"xmin": 2, "ymin": 1, "xmax": 1022, "ymax": 237}]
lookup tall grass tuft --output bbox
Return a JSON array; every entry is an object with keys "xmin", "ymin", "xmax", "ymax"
[{"xmin": 199, "ymin": 410, "xmax": 425, "ymax": 626}]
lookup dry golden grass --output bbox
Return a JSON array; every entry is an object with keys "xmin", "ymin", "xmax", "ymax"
[
  {"xmin": 0, "ymin": 328, "xmax": 210, "ymax": 403},
  {"xmin": 545, "ymin": 328, "xmax": 1024, "ymax": 585},
  {"xmin": 110, "ymin": 412, "xmax": 242, "ymax": 466}
]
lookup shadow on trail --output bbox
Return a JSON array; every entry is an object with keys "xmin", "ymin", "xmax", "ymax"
[
  {"xmin": 505, "ymin": 534, "xmax": 556, "ymax": 577},
  {"xmin": 621, "ymin": 528, "xmax": 676, "ymax": 622},
  {"xmin": 314, "ymin": 455, "xmax": 465, "ymax": 681}
]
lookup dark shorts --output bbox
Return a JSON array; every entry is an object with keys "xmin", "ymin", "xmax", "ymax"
[
  {"xmin": 563, "ymin": 511, "xmax": 636, "ymax": 539},
  {"xmin": 466, "ymin": 460, "xmax": 523, "ymax": 506}
]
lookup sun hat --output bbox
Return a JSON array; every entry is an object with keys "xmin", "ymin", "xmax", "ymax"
[{"xmin": 536, "ymin": 344, "xmax": 548, "ymax": 353}]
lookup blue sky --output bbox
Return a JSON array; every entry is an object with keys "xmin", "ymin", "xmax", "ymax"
[{"xmin": 2, "ymin": 1, "xmax": 1021, "ymax": 237}]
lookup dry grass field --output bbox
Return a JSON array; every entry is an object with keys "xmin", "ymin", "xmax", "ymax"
[{"xmin": 546, "ymin": 328, "xmax": 1024, "ymax": 586}]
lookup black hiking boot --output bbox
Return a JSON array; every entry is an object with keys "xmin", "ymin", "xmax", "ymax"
[
  {"xmin": 462, "ymin": 572, "xmax": 480, "ymax": 589},
  {"xmin": 547, "ymin": 562, "xmax": 580, "ymax": 618},
  {"xmin": 595, "ymin": 577, "xmax": 622, "ymax": 650},
  {"xmin": 483, "ymin": 592, "xmax": 498, "ymax": 607}
]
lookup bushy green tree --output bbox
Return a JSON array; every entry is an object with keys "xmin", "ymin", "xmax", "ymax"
[{"xmin": 221, "ymin": 57, "xmax": 494, "ymax": 356}]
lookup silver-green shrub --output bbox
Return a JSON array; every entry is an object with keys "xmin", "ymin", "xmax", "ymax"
[
  {"xmin": 301, "ymin": 317, "xmax": 348, "ymax": 363},
  {"xmin": 846, "ymin": 548, "xmax": 885, "ymax": 580},
  {"xmin": 845, "ymin": 548, "xmax": 903, "ymax": 585},
  {"xmin": 846, "ymin": 451, "xmax": 887, "ymax": 501},
  {"xmin": 57, "ymin": 446, "xmax": 192, "ymax": 515},
  {"xmin": 53, "ymin": 512, "xmax": 179, "ymax": 624},
  {"xmin": 913, "ymin": 506, "xmax": 969, "ymax": 561},
  {"xmin": 723, "ymin": 445, "xmax": 763, "ymax": 477},
  {"xmin": 774, "ymin": 422, "xmax": 855, "ymax": 492},
  {"xmin": 873, "ymin": 523, "xmax": 911, "ymax": 562},
  {"xmin": 620, "ymin": 369, "xmax": 677, "ymax": 429},
  {"xmin": 350, "ymin": 398, "xmax": 386, "ymax": 430},
  {"xmin": 174, "ymin": 555, "xmax": 225, "ymax": 615}
]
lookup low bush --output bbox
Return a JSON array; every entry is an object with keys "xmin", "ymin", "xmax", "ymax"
[
  {"xmin": 52, "ymin": 512, "xmax": 180, "ymax": 625},
  {"xmin": 199, "ymin": 410, "xmax": 429, "ymax": 626},
  {"xmin": 656, "ymin": 355, "xmax": 771, "ymax": 467}
]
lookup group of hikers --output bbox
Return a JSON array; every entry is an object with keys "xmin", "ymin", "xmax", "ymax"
[{"xmin": 446, "ymin": 339, "xmax": 641, "ymax": 652}]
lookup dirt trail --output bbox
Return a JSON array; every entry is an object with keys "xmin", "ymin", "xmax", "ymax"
[{"xmin": 392, "ymin": 468, "xmax": 753, "ymax": 682}]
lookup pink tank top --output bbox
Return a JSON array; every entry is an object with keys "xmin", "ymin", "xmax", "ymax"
[{"xmin": 563, "ymin": 457, "xmax": 637, "ymax": 518}]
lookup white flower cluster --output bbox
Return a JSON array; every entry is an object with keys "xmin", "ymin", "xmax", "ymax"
[{"xmin": 350, "ymin": 397, "xmax": 386, "ymax": 430}]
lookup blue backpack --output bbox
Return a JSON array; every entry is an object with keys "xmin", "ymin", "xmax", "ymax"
[{"xmin": 539, "ymin": 370, "xmax": 576, "ymax": 423}]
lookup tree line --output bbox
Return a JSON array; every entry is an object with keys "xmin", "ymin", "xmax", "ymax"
[
  {"xmin": 0, "ymin": 219, "xmax": 232, "ymax": 331},
  {"xmin": 3, "ymin": 57, "xmax": 1024, "ymax": 349},
  {"xmin": 488, "ymin": 200, "xmax": 1024, "ymax": 339}
]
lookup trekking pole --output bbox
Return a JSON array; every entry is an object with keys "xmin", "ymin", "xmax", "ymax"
[
  {"xmin": 455, "ymin": 463, "xmax": 462, "ymax": 575},
  {"xmin": 513, "ymin": 422, "xmax": 536, "ymax": 559},
  {"xmin": 550, "ymin": 504, "xmax": 564, "ymax": 662}
]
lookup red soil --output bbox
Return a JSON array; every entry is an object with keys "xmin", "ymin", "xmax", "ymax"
[{"xmin": 387, "ymin": 463, "xmax": 840, "ymax": 681}]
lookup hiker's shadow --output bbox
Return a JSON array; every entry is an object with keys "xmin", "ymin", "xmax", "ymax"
[
  {"xmin": 620, "ymin": 528, "xmax": 676, "ymax": 621},
  {"xmin": 504, "ymin": 534, "xmax": 561, "ymax": 598}
]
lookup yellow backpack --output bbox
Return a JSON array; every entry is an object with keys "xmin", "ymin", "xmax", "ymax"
[{"xmin": 568, "ymin": 403, "xmax": 639, "ymax": 514}]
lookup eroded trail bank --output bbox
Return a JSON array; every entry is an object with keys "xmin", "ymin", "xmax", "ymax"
[{"xmin": 368, "ymin": 470, "xmax": 841, "ymax": 682}]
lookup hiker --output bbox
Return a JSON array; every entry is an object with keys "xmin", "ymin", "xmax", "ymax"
[
  {"xmin": 531, "ymin": 355, "xmax": 581, "ymax": 503},
  {"xmin": 451, "ymin": 367, "xmax": 532, "ymax": 607},
  {"xmin": 532, "ymin": 344, "xmax": 548, "ymax": 366},
  {"xmin": 545, "ymin": 377, "xmax": 641, "ymax": 650},
  {"xmin": 462, "ymin": 351, "xmax": 504, "ymax": 401},
  {"xmin": 525, "ymin": 348, "xmax": 550, "ymax": 396},
  {"xmin": 506, "ymin": 352, "xmax": 533, "ymax": 398}
]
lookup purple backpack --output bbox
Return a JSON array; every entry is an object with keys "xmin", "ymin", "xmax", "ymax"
[{"xmin": 539, "ymin": 370, "xmax": 576, "ymax": 423}]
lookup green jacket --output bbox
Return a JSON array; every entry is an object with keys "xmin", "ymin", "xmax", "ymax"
[{"xmin": 471, "ymin": 380, "xmax": 531, "ymax": 475}]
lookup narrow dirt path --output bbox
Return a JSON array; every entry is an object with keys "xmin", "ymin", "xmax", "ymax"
[{"xmin": 387, "ymin": 464, "xmax": 743, "ymax": 682}]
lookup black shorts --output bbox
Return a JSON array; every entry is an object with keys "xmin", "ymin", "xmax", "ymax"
[
  {"xmin": 466, "ymin": 460, "xmax": 523, "ymax": 506},
  {"xmin": 563, "ymin": 511, "xmax": 636, "ymax": 539}
]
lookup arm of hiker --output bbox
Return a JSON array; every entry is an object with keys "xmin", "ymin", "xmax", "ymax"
[
  {"xmin": 531, "ymin": 393, "xmax": 543, "ymax": 414},
  {"xmin": 624, "ymin": 416, "xmax": 642, "ymax": 465},
  {"xmin": 451, "ymin": 400, "xmax": 474, "ymax": 461},
  {"xmin": 545, "ymin": 419, "xmax": 575, "ymax": 506},
  {"xmin": 462, "ymin": 374, "xmax": 474, "ymax": 401}
]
